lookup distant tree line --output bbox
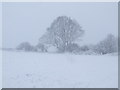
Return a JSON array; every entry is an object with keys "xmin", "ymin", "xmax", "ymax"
[{"xmin": 16, "ymin": 16, "xmax": 118, "ymax": 55}]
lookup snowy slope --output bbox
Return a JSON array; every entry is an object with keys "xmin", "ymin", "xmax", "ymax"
[{"xmin": 2, "ymin": 51, "xmax": 118, "ymax": 88}]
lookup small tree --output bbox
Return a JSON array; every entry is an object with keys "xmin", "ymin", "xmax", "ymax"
[
  {"xmin": 63, "ymin": 43, "xmax": 80, "ymax": 53},
  {"xmin": 36, "ymin": 43, "xmax": 47, "ymax": 52},
  {"xmin": 39, "ymin": 16, "xmax": 84, "ymax": 52},
  {"xmin": 94, "ymin": 34, "xmax": 117, "ymax": 54},
  {"xmin": 80, "ymin": 45, "xmax": 89, "ymax": 52},
  {"xmin": 16, "ymin": 42, "xmax": 34, "ymax": 52}
]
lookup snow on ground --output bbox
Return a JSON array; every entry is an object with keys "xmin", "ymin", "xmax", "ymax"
[{"xmin": 2, "ymin": 51, "xmax": 118, "ymax": 88}]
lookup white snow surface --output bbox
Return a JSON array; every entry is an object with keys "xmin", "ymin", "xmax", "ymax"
[{"xmin": 2, "ymin": 51, "xmax": 118, "ymax": 88}]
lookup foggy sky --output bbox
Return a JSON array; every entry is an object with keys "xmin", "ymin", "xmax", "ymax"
[{"xmin": 2, "ymin": 2, "xmax": 118, "ymax": 48}]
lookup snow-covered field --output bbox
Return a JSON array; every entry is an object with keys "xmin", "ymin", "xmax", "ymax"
[{"xmin": 2, "ymin": 51, "xmax": 118, "ymax": 88}]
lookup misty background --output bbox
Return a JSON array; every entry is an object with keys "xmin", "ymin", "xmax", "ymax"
[
  {"xmin": 2, "ymin": 2, "xmax": 118, "ymax": 48},
  {"xmin": 2, "ymin": 2, "xmax": 118, "ymax": 88}
]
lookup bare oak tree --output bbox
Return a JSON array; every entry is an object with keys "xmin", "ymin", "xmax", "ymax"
[{"xmin": 39, "ymin": 16, "xmax": 84, "ymax": 52}]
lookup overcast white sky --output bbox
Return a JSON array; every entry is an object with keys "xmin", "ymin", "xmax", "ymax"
[{"xmin": 2, "ymin": 2, "xmax": 118, "ymax": 48}]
